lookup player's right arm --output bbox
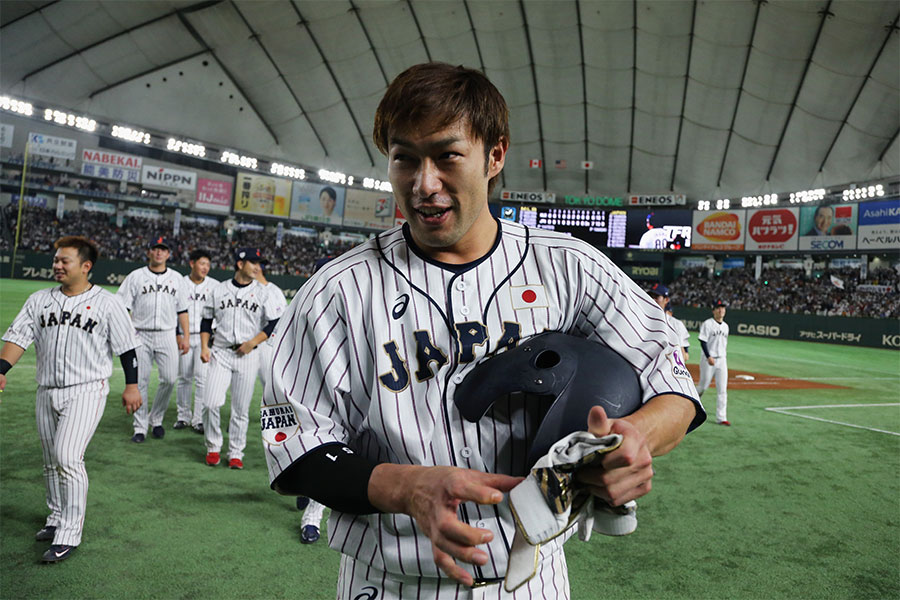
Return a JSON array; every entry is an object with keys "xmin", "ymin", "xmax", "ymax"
[
  {"xmin": 0, "ymin": 342, "xmax": 27, "ymax": 393},
  {"xmin": 199, "ymin": 283, "xmax": 216, "ymax": 363},
  {"xmin": 0, "ymin": 295, "xmax": 37, "ymax": 394}
]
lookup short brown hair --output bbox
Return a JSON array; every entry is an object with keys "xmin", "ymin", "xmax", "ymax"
[
  {"xmin": 373, "ymin": 62, "xmax": 510, "ymax": 194},
  {"xmin": 54, "ymin": 236, "xmax": 99, "ymax": 270}
]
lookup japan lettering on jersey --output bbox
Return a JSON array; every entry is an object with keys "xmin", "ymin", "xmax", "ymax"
[
  {"xmin": 3, "ymin": 286, "xmax": 139, "ymax": 387},
  {"xmin": 203, "ymin": 279, "xmax": 284, "ymax": 347},
  {"xmin": 117, "ymin": 267, "xmax": 188, "ymax": 331},
  {"xmin": 184, "ymin": 274, "xmax": 219, "ymax": 335},
  {"xmin": 262, "ymin": 220, "xmax": 703, "ymax": 580},
  {"xmin": 698, "ymin": 318, "xmax": 729, "ymax": 357}
]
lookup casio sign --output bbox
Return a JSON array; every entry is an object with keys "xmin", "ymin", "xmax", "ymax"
[{"xmin": 737, "ymin": 323, "xmax": 780, "ymax": 337}]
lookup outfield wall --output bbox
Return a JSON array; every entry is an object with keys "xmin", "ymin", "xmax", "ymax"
[
  {"xmin": 675, "ymin": 306, "xmax": 898, "ymax": 350},
  {"xmin": 3, "ymin": 250, "xmax": 896, "ymax": 349}
]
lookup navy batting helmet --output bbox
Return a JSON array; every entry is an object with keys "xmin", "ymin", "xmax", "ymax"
[{"xmin": 454, "ymin": 332, "xmax": 642, "ymax": 467}]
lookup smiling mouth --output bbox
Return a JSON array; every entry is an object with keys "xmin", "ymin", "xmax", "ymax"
[{"xmin": 415, "ymin": 206, "xmax": 451, "ymax": 219}]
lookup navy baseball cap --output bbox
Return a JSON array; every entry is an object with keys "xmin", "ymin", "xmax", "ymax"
[
  {"xmin": 649, "ymin": 283, "xmax": 669, "ymax": 297},
  {"xmin": 235, "ymin": 247, "xmax": 268, "ymax": 264},
  {"xmin": 148, "ymin": 236, "xmax": 173, "ymax": 250},
  {"xmin": 714, "ymin": 300, "xmax": 727, "ymax": 308}
]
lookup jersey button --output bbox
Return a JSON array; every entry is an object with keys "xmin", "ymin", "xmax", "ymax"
[
  {"xmin": 453, "ymin": 374, "xmax": 464, "ymax": 384},
  {"xmin": 460, "ymin": 447, "xmax": 473, "ymax": 458},
  {"xmin": 476, "ymin": 520, "xmax": 487, "ymax": 529},
  {"xmin": 459, "ymin": 306, "xmax": 469, "ymax": 316},
  {"xmin": 455, "ymin": 281, "xmax": 466, "ymax": 291}
]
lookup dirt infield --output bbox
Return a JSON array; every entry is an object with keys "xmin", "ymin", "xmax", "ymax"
[{"xmin": 686, "ymin": 364, "xmax": 847, "ymax": 390}]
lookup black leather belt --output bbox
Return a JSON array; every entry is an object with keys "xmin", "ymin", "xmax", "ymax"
[{"xmin": 471, "ymin": 577, "xmax": 504, "ymax": 588}]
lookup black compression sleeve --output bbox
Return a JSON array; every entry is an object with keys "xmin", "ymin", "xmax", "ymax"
[
  {"xmin": 271, "ymin": 443, "xmax": 380, "ymax": 514},
  {"xmin": 200, "ymin": 318, "xmax": 213, "ymax": 334},
  {"xmin": 119, "ymin": 349, "xmax": 138, "ymax": 385},
  {"xmin": 700, "ymin": 340, "xmax": 710, "ymax": 358},
  {"xmin": 262, "ymin": 318, "xmax": 279, "ymax": 337},
  {"xmin": 0, "ymin": 359, "xmax": 11, "ymax": 375}
]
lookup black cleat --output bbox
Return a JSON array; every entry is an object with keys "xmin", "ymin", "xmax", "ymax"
[
  {"xmin": 192, "ymin": 423, "xmax": 204, "ymax": 434},
  {"xmin": 35, "ymin": 526, "xmax": 57, "ymax": 542},
  {"xmin": 41, "ymin": 544, "xmax": 76, "ymax": 563},
  {"xmin": 173, "ymin": 420, "xmax": 188, "ymax": 430},
  {"xmin": 301, "ymin": 525, "xmax": 320, "ymax": 544},
  {"xmin": 131, "ymin": 433, "xmax": 145, "ymax": 443},
  {"xmin": 151, "ymin": 425, "xmax": 165, "ymax": 439}
]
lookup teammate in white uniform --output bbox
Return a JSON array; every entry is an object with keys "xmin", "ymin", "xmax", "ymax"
[
  {"xmin": 698, "ymin": 300, "xmax": 730, "ymax": 425},
  {"xmin": 175, "ymin": 249, "xmax": 218, "ymax": 433},
  {"xmin": 262, "ymin": 63, "xmax": 705, "ymax": 599},
  {"xmin": 648, "ymin": 283, "xmax": 690, "ymax": 361},
  {"xmin": 0, "ymin": 236, "xmax": 141, "ymax": 563},
  {"xmin": 116, "ymin": 237, "xmax": 189, "ymax": 442},
  {"xmin": 200, "ymin": 248, "xmax": 283, "ymax": 469}
]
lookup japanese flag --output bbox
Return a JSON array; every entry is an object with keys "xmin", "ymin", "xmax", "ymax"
[
  {"xmin": 581, "ymin": 161, "xmax": 595, "ymax": 170},
  {"xmin": 511, "ymin": 285, "xmax": 548, "ymax": 310}
]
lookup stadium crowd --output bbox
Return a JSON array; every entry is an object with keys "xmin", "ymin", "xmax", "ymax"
[
  {"xmin": 1, "ymin": 205, "xmax": 355, "ymax": 278},
  {"xmin": 671, "ymin": 266, "xmax": 900, "ymax": 319}
]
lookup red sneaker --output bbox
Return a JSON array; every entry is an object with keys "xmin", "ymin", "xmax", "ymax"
[
  {"xmin": 718, "ymin": 420, "xmax": 731, "ymax": 426},
  {"xmin": 205, "ymin": 452, "xmax": 220, "ymax": 466},
  {"xmin": 228, "ymin": 458, "xmax": 244, "ymax": 470}
]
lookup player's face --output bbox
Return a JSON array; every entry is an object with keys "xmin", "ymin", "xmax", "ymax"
[
  {"xmin": 388, "ymin": 118, "xmax": 508, "ymax": 263},
  {"xmin": 191, "ymin": 257, "xmax": 211, "ymax": 279},
  {"xmin": 53, "ymin": 247, "xmax": 90, "ymax": 286},
  {"xmin": 238, "ymin": 259, "xmax": 262, "ymax": 280},
  {"xmin": 319, "ymin": 191, "xmax": 336, "ymax": 216},
  {"xmin": 814, "ymin": 207, "xmax": 833, "ymax": 233},
  {"xmin": 651, "ymin": 294, "xmax": 668, "ymax": 310},
  {"xmin": 713, "ymin": 306, "xmax": 726, "ymax": 321},
  {"xmin": 148, "ymin": 246, "xmax": 170, "ymax": 267}
]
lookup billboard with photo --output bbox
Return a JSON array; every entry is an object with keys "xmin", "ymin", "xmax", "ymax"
[
  {"xmin": 617, "ymin": 209, "xmax": 692, "ymax": 250},
  {"xmin": 342, "ymin": 188, "xmax": 394, "ymax": 230},
  {"xmin": 745, "ymin": 207, "xmax": 800, "ymax": 251},
  {"xmin": 798, "ymin": 203, "xmax": 858, "ymax": 251},
  {"xmin": 857, "ymin": 199, "xmax": 900, "ymax": 250},
  {"xmin": 692, "ymin": 210, "xmax": 746, "ymax": 251},
  {"xmin": 234, "ymin": 172, "xmax": 291, "ymax": 218},
  {"xmin": 290, "ymin": 181, "xmax": 345, "ymax": 226}
]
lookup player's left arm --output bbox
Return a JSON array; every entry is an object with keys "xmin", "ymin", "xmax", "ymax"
[
  {"xmin": 177, "ymin": 311, "xmax": 190, "ymax": 354},
  {"xmin": 236, "ymin": 318, "xmax": 279, "ymax": 355},
  {"xmin": 0, "ymin": 342, "xmax": 27, "ymax": 393}
]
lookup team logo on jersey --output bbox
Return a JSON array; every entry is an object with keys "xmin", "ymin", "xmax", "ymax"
[
  {"xmin": 260, "ymin": 403, "xmax": 301, "ymax": 445},
  {"xmin": 510, "ymin": 285, "xmax": 548, "ymax": 310},
  {"xmin": 668, "ymin": 348, "xmax": 692, "ymax": 380},
  {"xmin": 39, "ymin": 310, "xmax": 99, "ymax": 334},
  {"xmin": 391, "ymin": 294, "xmax": 410, "ymax": 320}
]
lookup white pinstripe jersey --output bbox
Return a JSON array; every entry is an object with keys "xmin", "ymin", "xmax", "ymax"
[
  {"xmin": 183, "ymin": 274, "xmax": 219, "ymax": 335},
  {"xmin": 3, "ymin": 286, "xmax": 139, "ymax": 387},
  {"xmin": 262, "ymin": 219, "xmax": 703, "ymax": 580},
  {"xmin": 261, "ymin": 282, "xmax": 288, "ymax": 346},
  {"xmin": 698, "ymin": 318, "xmax": 728, "ymax": 357},
  {"xmin": 116, "ymin": 267, "xmax": 188, "ymax": 331},
  {"xmin": 202, "ymin": 279, "xmax": 284, "ymax": 348},
  {"xmin": 669, "ymin": 315, "xmax": 690, "ymax": 350}
]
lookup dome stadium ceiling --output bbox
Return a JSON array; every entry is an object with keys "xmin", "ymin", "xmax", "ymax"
[{"xmin": 2, "ymin": 0, "xmax": 898, "ymax": 201}]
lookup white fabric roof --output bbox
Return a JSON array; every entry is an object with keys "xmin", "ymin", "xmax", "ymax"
[{"xmin": 2, "ymin": 0, "xmax": 897, "ymax": 200}]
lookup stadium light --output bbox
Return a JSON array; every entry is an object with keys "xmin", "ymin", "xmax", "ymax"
[
  {"xmin": 0, "ymin": 96, "xmax": 33, "ymax": 116},
  {"xmin": 789, "ymin": 188, "xmax": 826, "ymax": 204},
  {"xmin": 270, "ymin": 162, "xmax": 306, "ymax": 180},
  {"xmin": 363, "ymin": 177, "xmax": 393, "ymax": 193},
  {"xmin": 167, "ymin": 138, "xmax": 205, "ymax": 158},
  {"xmin": 741, "ymin": 193, "xmax": 778, "ymax": 208},
  {"xmin": 44, "ymin": 108, "xmax": 96, "ymax": 132},
  {"xmin": 697, "ymin": 200, "xmax": 711, "ymax": 211},
  {"xmin": 111, "ymin": 124, "xmax": 151, "ymax": 145},
  {"xmin": 842, "ymin": 184, "xmax": 883, "ymax": 201},
  {"xmin": 318, "ymin": 168, "xmax": 350, "ymax": 185},
  {"xmin": 220, "ymin": 150, "xmax": 257, "ymax": 170},
  {"xmin": 716, "ymin": 199, "xmax": 730, "ymax": 210}
]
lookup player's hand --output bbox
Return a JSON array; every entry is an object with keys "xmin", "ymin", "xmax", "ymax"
[
  {"xmin": 575, "ymin": 406, "xmax": 654, "ymax": 507},
  {"xmin": 200, "ymin": 347, "xmax": 211, "ymax": 363},
  {"xmin": 122, "ymin": 384, "xmax": 142, "ymax": 414},
  {"xmin": 371, "ymin": 464, "xmax": 522, "ymax": 586},
  {"xmin": 178, "ymin": 335, "xmax": 190, "ymax": 355},
  {"xmin": 0, "ymin": 373, "xmax": 6, "ymax": 397},
  {"xmin": 236, "ymin": 341, "xmax": 255, "ymax": 356},
  {"xmin": 707, "ymin": 357, "xmax": 716, "ymax": 366}
]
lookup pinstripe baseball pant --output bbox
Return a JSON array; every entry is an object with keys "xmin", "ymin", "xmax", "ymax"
[
  {"xmin": 133, "ymin": 329, "xmax": 179, "ymax": 434},
  {"xmin": 698, "ymin": 356, "xmax": 728, "ymax": 422},
  {"xmin": 176, "ymin": 338, "xmax": 208, "ymax": 427},
  {"xmin": 336, "ymin": 550, "xmax": 571, "ymax": 600},
  {"xmin": 202, "ymin": 346, "xmax": 259, "ymax": 460},
  {"xmin": 36, "ymin": 379, "xmax": 109, "ymax": 547}
]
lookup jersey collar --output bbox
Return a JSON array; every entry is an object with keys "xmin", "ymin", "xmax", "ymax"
[{"xmin": 400, "ymin": 217, "xmax": 503, "ymax": 274}]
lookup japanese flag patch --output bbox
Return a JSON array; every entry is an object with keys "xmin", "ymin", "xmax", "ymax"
[
  {"xmin": 510, "ymin": 285, "xmax": 548, "ymax": 310},
  {"xmin": 260, "ymin": 403, "xmax": 301, "ymax": 446}
]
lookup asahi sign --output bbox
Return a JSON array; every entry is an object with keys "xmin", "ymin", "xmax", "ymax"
[
  {"xmin": 500, "ymin": 189, "xmax": 556, "ymax": 204},
  {"xmin": 142, "ymin": 165, "xmax": 197, "ymax": 190}
]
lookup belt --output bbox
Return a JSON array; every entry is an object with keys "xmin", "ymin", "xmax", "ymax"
[{"xmin": 471, "ymin": 577, "xmax": 504, "ymax": 588}]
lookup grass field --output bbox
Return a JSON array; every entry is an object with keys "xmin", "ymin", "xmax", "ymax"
[{"xmin": 1, "ymin": 278, "xmax": 898, "ymax": 599}]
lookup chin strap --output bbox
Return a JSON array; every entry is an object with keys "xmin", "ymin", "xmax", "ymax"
[{"xmin": 504, "ymin": 431, "xmax": 639, "ymax": 593}]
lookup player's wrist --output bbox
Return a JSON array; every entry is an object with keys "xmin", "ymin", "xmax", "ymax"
[{"xmin": 0, "ymin": 359, "xmax": 12, "ymax": 375}]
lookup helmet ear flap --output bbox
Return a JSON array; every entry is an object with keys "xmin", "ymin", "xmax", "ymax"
[{"xmin": 454, "ymin": 332, "xmax": 642, "ymax": 468}]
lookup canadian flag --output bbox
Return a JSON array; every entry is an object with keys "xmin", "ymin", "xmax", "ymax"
[{"xmin": 529, "ymin": 159, "xmax": 542, "ymax": 169}]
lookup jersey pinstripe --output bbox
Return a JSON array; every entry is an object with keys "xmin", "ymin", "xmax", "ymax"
[
  {"xmin": 116, "ymin": 267, "xmax": 188, "ymax": 331},
  {"xmin": 669, "ymin": 316, "xmax": 690, "ymax": 350},
  {"xmin": 262, "ymin": 220, "xmax": 703, "ymax": 581},
  {"xmin": 202, "ymin": 279, "xmax": 284, "ymax": 348},
  {"xmin": 3, "ymin": 286, "xmax": 139, "ymax": 387},
  {"xmin": 184, "ymin": 274, "xmax": 219, "ymax": 334}
]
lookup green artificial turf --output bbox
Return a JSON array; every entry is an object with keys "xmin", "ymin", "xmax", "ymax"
[{"xmin": 1, "ymin": 279, "xmax": 898, "ymax": 599}]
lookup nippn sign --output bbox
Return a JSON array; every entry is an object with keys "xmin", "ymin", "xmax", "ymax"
[{"xmin": 142, "ymin": 165, "xmax": 197, "ymax": 190}]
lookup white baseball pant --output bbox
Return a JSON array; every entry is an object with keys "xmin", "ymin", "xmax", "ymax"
[
  {"xmin": 301, "ymin": 499, "xmax": 326, "ymax": 529},
  {"xmin": 202, "ymin": 346, "xmax": 259, "ymax": 461},
  {"xmin": 336, "ymin": 547, "xmax": 571, "ymax": 600},
  {"xmin": 176, "ymin": 338, "xmax": 208, "ymax": 427},
  {"xmin": 36, "ymin": 379, "xmax": 109, "ymax": 547},
  {"xmin": 133, "ymin": 329, "xmax": 179, "ymax": 434},
  {"xmin": 698, "ymin": 355, "xmax": 728, "ymax": 422}
]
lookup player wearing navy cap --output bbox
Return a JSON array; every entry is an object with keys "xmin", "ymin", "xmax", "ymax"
[
  {"xmin": 200, "ymin": 248, "xmax": 284, "ymax": 469},
  {"xmin": 698, "ymin": 300, "xmax": 730, "ymax": 425},
  {"xmin": 648, "ymin": 283, "xmax": 690, "ymax": 361},
  {"xmin": 117, "ymin": 237, "xmax": 189, "ymax": 442}
]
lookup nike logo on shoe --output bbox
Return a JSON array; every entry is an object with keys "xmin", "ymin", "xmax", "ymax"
[{"xmin": 54, "ymin": 548, "xmax": 70, "ymax": 558}]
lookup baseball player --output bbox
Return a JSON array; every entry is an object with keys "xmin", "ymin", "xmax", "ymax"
[
  {"xmin": 0, "ymin": 236, "xmax": 141, "ymax": 563},
  {"xmin": 117, "ymin": 237, "xmax": 189, "ymax": 442},
  {"xmin": 698, "ymin": 300, "xmax": 730, "ymax": 425},
  {"xmin": 200, "ymin": 248, "xmax": 283, "ymax": 469},
  {"xmin": 648, "ymin": 283, "xmax": 690, "ymax": 361},
  {"xmin": 262, "ymin": 62, "xmax": 705, "ymax": 598},
  {"xmin": 174, "ymin": 249, "xmax": 218, "ymax": 433}
]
